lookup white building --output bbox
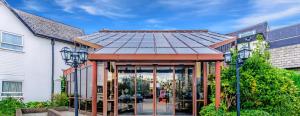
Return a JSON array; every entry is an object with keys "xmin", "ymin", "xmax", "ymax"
[{"xmin": 0, "ymin": 0, "xmax": 84, "ymax": 102}]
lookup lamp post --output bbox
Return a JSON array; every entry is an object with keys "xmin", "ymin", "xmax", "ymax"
[
  {"xmin": 60, "ymin": 46, "xmax": 88, "ymax": 116},
  {"xmin": 224, "ymin": 45, "xmax": 251, "ymax": 116}
]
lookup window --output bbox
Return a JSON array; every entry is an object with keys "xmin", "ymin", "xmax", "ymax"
[
  {"xmin": 0, "ymin": 32, "xmax": 23, "ymax": 51},
  {"xmin": 238, "ymin": 30, "xmax": 256, "ymax": 38},
  {"xmin": 1, "ymin": 81, "xmax": 23, "ymax": 97}
]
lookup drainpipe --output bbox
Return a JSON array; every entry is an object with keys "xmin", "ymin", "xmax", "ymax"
[{"xmin": 51, "ymin": 39, "xmax": 55, "ymax": 100}]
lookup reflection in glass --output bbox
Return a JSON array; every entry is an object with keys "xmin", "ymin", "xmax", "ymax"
[
  {"xmin": 118, "ymin": 66, "xmax": 135, "ymax": 115},
  {"xmin": 156, "ymin": 67, "xmax": 174, "ymax": 115},
  {"xmin": 197, "ymin": 63, "xmax": 204, "ymax": 112},
  {"xmin": 175, "ymin": 66, "xmax": 193, "ymax": 115},
  {"xmin": 136, "ymin": 67, "xmax": 153, "ymax": 115}
]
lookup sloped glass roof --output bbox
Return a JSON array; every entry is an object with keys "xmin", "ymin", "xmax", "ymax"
[{"xmin": 78, "ymin": 30, "xmax": 233, "ymax": 54}]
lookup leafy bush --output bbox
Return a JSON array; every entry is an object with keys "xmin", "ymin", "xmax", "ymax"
[
  {"xmin": 200, "ymin": 103, "xmax": 227, "ymax": 116},
  {"xmin": 0, "ymin": 97, "xmax": 24, "ymax": 116},
  {"xmin": 200, "ymin": 103, "xmax": 270, "ymax": 116},
  {"xmin": 26, "ymin": 101, "xmax": 50, "ymax": 108},
  {"xmin": 226, "ymin": 110, "xmax": 270, "ymax": 116},
  {"xmin": 51, "ymin": 93, "xmax": 69, "ymax": 107},
  {"xmin": 203, "ymin": 34, "xmax": 300, "ymax": 115}
]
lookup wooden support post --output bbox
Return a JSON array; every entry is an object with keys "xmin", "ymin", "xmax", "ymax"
[
  {"xmin": 203, "ymin": 62, "xmax": 208, "ymax": 106},
  {"xmin": 153, "ymin": 66, "xmax": 157, "ymax": 116},
  {"xmin": 193, "ymin": 64, "xmax": 198, "ymax": 116},
  {"xmin": 103, "ymin": 62, "xmax": 108, "ymax": 116},
  {"xmin": 215, "ymin": 61, "xmax": 221, "ymax": 109},
  {"xmin": 114, "ymin": 64, "xmax": 118, "ymax": 116},
  {"xmin": 92, "ymin": 61, "xmax": 97, "ymax": 116}
]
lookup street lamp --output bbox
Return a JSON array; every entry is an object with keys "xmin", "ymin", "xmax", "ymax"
[
  {"xmin": 60, "ymin": 46, "xmax": 88, "ymax": 116},
  {"xmin": 224, "ymin": 45, "xmax": 251, "ymax": 116}
]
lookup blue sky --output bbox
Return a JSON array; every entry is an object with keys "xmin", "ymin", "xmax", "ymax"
[{"xmin": 7, "ymin": 0, "xmax": 300, "ymax": 34}]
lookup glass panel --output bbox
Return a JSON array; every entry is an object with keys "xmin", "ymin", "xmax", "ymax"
[
  {"xmin": 174, "ymin": 48, "xmax": 196, "ymax": 54},
  {"xmin": 97, "ymin": 63, "xmax": 104, "ymax": 114},
  {"xmin": 71, "ymin": 72, "xmax": 75, "ymax": 95},
  {"xmin": 79, "ymin": 68, "xmax": 87, "ymax": 111},
  {"xmin": 107, "ymin": 66, "xmax": 115, "ymax": 115},
  {"xmin": 2, "ymin": 33, "xmax": 22, "ymax": 45},
  {"xmin": 156, "ymin": 48, "xmax": 176, "ymax": 54},
  {"xmin": 156, "ymin": 42, "xmax": 171, "ymax": 47},
  {"xmin": 173, "ymin": 33, "xmax": 203, "ymax": 47},
  {"xmin": 156, "ymin": 67, "xmax": 174, "ymax": 115},
  {"xmin": 106, "ymin": 42, "xmax": 126, "ymax": 47},
  {"xmin": 175, "ymin": 66, "xmax": 193, "ymax": 115},
  {"xmin": 118, "ymin": 66, "xmax": 135, "ymax": 115},
  {"xmin": 193, "ymin": 48, "xmax": 218, "ymax": 54},
  {"xmin": 1, "ymin": 43, "xmax": 23, "ymax": 51},
  {"xmin": 136, "ymin": 67, "xmax": 154, "ymax": 115},
  {"xmin": 123, "ymin": 42, "xmax": 140, "ymax": 47},
  {"xmin": 97, "ymin": 48, "xmax": 119, "ymax": 54},
  {"xmin": 196, "ymin": 63, "xmax": 204, "ymax": 112},
  {"xmin": 116, "ymin": 48, "xmax": 137, "ymax": 54},
  {"xmin": 136, "ymin": 48, "xmax": 155, "ymax": 54},
  {"xmin": 140, "ymin": 42, "xmax": 154, "ymax": 47}
]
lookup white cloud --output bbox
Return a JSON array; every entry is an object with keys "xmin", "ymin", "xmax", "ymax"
[
  {"xmin": 145, "ymin": 19, "xmax": 162, "ymax": 24},
  {"xmin": 235, "ymin": 0, "xmax": 300, "ymax": 28},
  {"xmin": 54, "ymin": 0, "xmax": 134, "ymax": 18},
  {"xmin": 158, "ymin": 0, "xmax": 228, "ymax": 16},
  {"xmin": 22, "ymin": 0, "xmax": 45, "ymax": 12}
]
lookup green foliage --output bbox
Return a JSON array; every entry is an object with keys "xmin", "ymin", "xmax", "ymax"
[
  {"xmin": 0, "ymin": 97, "xmax": 25, "ymax": 116},
  {"xmin": 200, "ymin": 103, "xmax": 270, "ymax": 116},
  {"xmin": 51, "ymin": 93, "xmax": 69, "ymax": 107},
  {"xmin": 60, "ymin": 76, "xmax": 67, "ymax": 93},
  {"xmin": 200, "ymin": 103, "xmax": 227, "ymax": 116},
  {"xmin": 202, "ymin": 34, "xmax": 300, "ymax": 115},
  {"xmin": 0, "ymin": 93, "xmax": 69, "ymax": 116},
  {"xmin": 226, "ymin": 110, "xmax": 270, "ymax": 116},
  {"xmin": 25, "ymin": 101, "xmax": 50, "ymax": 108}
]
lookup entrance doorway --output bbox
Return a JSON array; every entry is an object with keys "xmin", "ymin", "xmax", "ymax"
[{"xmin": 117, "ymin": 65, "xmax": 193, "ymax": 116}]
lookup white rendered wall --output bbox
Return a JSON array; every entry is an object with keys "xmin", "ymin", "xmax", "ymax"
[{"xmin": 0, "ymin": 3, "xmax": 72, "ymax": 102}]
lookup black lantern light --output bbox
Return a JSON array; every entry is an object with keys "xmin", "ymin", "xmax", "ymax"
[
  {"xmin": 223, "ymin": 40, "xmax": 251, "ymax": 116},
  {"xmin": 238, "ymin": 46, "xmax": 251, "ymax": 60},
  {"xmin": 224, "ymin": 51, "xmax": 232, "ymax": 63},
  {"xmin": 60, "ymin": 46, "xmax": 88, "ymax": 116}
]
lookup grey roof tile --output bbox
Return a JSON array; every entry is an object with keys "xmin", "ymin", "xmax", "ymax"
[{"xmin": 13, "ymin": 9, "xmax": 84, "ymax": 42}]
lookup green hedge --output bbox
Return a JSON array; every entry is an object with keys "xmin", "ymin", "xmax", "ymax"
[{"xmin": 0, "ymin": 93, "xmax": 69, "ymax": 116}]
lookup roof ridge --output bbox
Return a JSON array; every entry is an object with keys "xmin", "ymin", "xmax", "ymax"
[
  {"xmin": 13, "ymin": 9, "xmax": 83, "ymax": 32},
  {"xmin": 99, "ymin": 29, "xmax": 208, "ymax": 33},
  {"xmin": 228, "ymin": 22, "xmax": 268, "ymax": 35},
  {"xmin": 270, "ymin": 23, "xmax": 300, "ymax": 32}
]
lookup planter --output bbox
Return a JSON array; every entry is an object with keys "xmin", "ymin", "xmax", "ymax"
[{"xmin": 16, "ymin": 107, "xmax": 68, "ymax": 116}]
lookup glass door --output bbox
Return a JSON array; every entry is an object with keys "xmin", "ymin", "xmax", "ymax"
[
  {"xmin": 156, "ymin": 67, "xmax": 174, "ymax": 115},
  {"xmin": 117, "ymin": 66, "xmax": 135, "ymax": 115},
  {"xmin": 175, "ymin": 66, "xmax": 193, "ymax": 115},
  {"xmin": 136, "ymin": 66, "xmax": 154, "ymax": 115}
]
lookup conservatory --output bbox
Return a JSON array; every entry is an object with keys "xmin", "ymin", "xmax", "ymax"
[{"xmin": 64, "ymin": 30, "xmax": 236, "ymax": 116}]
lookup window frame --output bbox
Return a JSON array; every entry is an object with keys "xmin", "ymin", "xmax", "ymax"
[
  {"xmin": 0, "ymin": 31, "xmax": 24, "ymax": 52},
  {"xmin": 238, "ymin": 30, "xmax": 256, "ymax": 38},
  {"xmin": 0, "ymin": 80, "xmax": 24, "ymax": 99}
]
